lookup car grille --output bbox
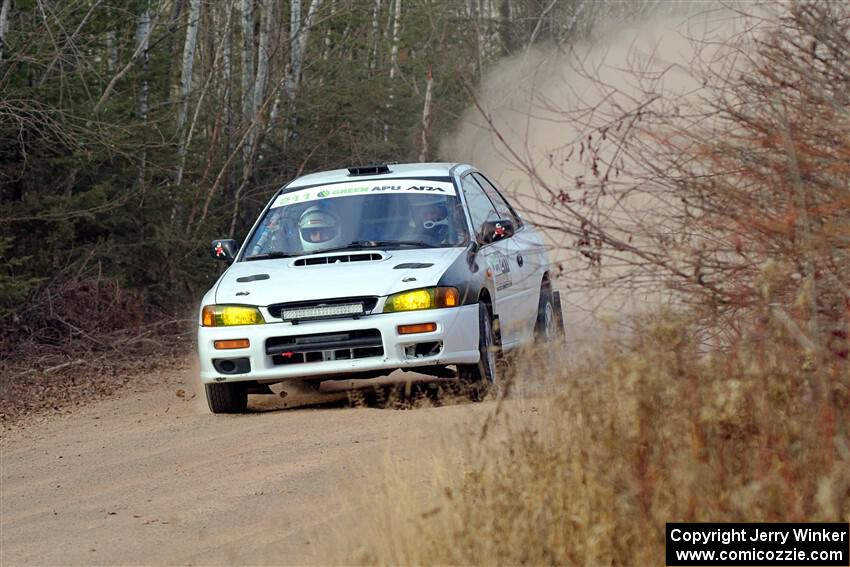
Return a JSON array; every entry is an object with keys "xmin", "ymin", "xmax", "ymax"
[
  {"xmin": 267, "ymin": 296, "xmax": 379, "ymax": 321},
  {"xmin": 266, "ymin": 329, "xmax": 384, "ymax": 365}
]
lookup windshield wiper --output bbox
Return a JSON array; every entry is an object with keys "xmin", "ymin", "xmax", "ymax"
[
  {"xmin": 311, "ymin": 240, "xmax": 433, "ymax": 254},
  {"xmin": 244, "ymin": 251, "xmax": 296, "ymax": 261}
]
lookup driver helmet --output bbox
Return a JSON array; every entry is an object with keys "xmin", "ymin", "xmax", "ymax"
[
  {"xmin": 299, "ymin": 206, "xmax": 342, "ymax": 252},
  {"xmin": 411, "ymin": 196, "xmax": 450, "ymax": 233}
]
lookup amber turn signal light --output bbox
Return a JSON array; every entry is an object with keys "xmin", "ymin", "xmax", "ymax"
[
  {"xmin": 397, "ymin": 323, "xmax": 437, "ymax": 335},
  {"xmin": 213, "ymin": 339, "xmax": 250, "ymax": 350}
]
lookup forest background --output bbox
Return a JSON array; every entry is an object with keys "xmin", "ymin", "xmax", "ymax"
[{"xmin": 0, "ymin": 0, "xmax": 671, "ymax": 361}]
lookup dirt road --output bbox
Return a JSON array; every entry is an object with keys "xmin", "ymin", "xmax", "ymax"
[{"xmin": 1, "ymin": 365, "xmax": 494, "ymax": 565}]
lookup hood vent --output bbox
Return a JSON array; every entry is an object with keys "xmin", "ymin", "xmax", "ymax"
[
  {"xmin": 394, "ymin": 262, "xmax": 434, "ymax": 269},
  {"xmin": 293, "ymin": 252, "xmax": 383, "ymax": 267},
  {"xmin": 236, "ymin": 273, "xmax": 270, "ymax": 282}
]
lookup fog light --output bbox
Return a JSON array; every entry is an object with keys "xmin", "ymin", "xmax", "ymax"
[
  {"xmin": 404, "ymin": 341, "xmax": 442, "ymax": 359},
  {"xmin": 398, "ymin": 323, "xmax": 437, "ymax": 335},
  {"xmin": 214, "ymin": 339, "xmax": 250, "ymax": 350}
]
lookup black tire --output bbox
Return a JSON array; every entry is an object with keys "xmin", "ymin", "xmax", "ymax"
[
  {"xmin": 458, "ymin": 301, "xmax": 498, "ymax": 399},
  {"xmin": 532, "ymin": 283, "xmax": 566, "ymax": 378},
  {"xmin": 205, "ymin": 382, "xmax": 248, "ymax": 414},
  {"xmin": 535, "ymin": 282, "xmax": 558, "ymax": 343}
]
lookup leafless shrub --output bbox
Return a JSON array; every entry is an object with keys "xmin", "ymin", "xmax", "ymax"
[
  {"xmin": 448, "ymin": 3, "xmax": 849, "ymax": 362},
  {"xmin": 346, "ymin": 314, "xmax": 849, "ymax": 566},
  {"xmin": 342, "ymin": 3, "xmax": 850, "ymax": 564}
]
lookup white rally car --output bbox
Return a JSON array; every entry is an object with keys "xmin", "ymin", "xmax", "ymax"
[{"xmin": 198, "ymin": 163, "xmax": 561, "ymax": 413}]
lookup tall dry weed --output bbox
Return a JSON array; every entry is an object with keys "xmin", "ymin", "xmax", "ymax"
[
  {"xmin": 348, "ymin": 313, "xmax": 849, "ymax": 566},
  {"xmin": 342, "ymin": 3, "xmax": 850, "ymax": 564}
]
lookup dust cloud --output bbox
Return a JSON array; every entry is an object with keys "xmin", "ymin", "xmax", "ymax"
[{"xmin": 440, "ymin": 5, "xmax": 756, "ymax": 350}]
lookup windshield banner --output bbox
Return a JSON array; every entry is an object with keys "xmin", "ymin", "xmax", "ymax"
[{"xmin": 272, "ymin": 179, "xmax": 457, "ymax": 209}]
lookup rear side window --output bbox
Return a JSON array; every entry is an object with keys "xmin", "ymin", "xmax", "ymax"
[
  {"xmin": 472, "ymin": 173, "xmax": 521, "ymax": 228},
  {"xmin": 460, "ymin": 174, "xmax": 499, "ymax": 237}
]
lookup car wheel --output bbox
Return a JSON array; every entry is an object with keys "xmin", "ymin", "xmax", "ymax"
[
  {"xmin": 535, "ymin": 282, "xmax": 557, "ymax": 343},
  {"xmin": 533, "ymin": 282, "xmax": 566, "ymax": 377},
  {"xmin": 205, "ymin": 382, "xmax": 248, "ymax": 414},
  {"xmin": 458, "ymin": 301, "xmax": 498, "ymax": 399}
]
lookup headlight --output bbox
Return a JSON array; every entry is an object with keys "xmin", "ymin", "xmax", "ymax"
[
  {"xmin": 383, "ymin": 287, "xmax": 460, "ymax": 313},
  {"xmin": 201, "ymin": 305, "xmax": 266, "ymax": 326}
]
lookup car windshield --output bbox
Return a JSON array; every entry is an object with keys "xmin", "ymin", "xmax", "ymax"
[{"xmin": 243, "ymin": 178, "xmax": 469, "ymax": 259}]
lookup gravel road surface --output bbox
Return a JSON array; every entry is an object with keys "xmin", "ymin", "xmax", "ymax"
[{"xmin": 1, "ymin": 364, "xmax": 492, "ymax": 565}]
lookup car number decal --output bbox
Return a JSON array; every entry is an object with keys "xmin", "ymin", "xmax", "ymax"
[{"xmin": 488, "ymin": 252, "xmax": 513, "ymax": 291}]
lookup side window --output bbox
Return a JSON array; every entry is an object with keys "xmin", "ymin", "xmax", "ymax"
[
  {"xmin": 472, "ymin": 173, "xmax": 521, "ymax": 227},
  {"xmin": 460, "ymin": 174, "xmax": 498, "ymax": 237}
]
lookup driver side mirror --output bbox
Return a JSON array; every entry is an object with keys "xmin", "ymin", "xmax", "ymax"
[
  {"xmin": 480, "ymin": 220, "xmax": 514, "ymax": 244},
  {"xmin": 210, "ymin": 239, "xmax": 238, "ymax": 263}
]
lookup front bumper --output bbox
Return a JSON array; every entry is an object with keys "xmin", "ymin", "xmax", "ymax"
[{"xmin": 197, "ymin": 304, "xmax": 480, "ymax": 384}]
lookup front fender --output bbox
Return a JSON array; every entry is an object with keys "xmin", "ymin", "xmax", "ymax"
[{"xmin": 437, "ymin": 242, "xmax": 490, "ymax": 305}]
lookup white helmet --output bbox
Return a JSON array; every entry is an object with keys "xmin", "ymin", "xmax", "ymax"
[
  {"xmin": 299, "ymin": 206, "xmax": 342, "ymax": 252},
  {"xmin": 411, "ymin": 197, "xmax": 450, "ymax": 237}
]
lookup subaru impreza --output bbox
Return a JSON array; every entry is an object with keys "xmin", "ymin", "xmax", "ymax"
[{"xmin": 198, "ymin": 163, "xmax": 561, "ymax": 413}]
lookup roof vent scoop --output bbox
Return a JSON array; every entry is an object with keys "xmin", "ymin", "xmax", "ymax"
[{"xmin": 348, "ymin": 164, "xmax": 391, "ymax": 176}]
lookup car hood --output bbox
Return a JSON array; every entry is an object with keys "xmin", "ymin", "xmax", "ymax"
[{"xmin": 214, "ymin": 247, "xmax": 465, "ymax": 306}]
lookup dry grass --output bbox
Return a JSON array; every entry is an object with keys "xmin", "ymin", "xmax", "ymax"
[
  {"xmin": 339, "ymin": 6, "xmax": 850, "ymax": 563},
  {"xmin": 344, "ymin": 313, "xmax": 849, "ymax": 566},
  {"xmin": 0, "ymin": 274, "xmax": 198, "ymax": 425}
]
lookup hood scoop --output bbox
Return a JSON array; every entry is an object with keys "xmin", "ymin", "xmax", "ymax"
[
  {"xmin": 236, "ymin": 273, "xmax": 270, "ymax": 282},
  {"xmin": 393, "ymin": 262, "xmax": 433, "ymax": 269},
  {"xmin": 292, "ymin": 252, "xmax": 384, "ymax": 267}
]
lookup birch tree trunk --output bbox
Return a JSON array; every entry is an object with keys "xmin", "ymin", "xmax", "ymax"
[
  {"xmin": 232, "ymin": 0, "xmax": 282, "ymax": 235},
  {"xmin": 182, "ymin": 1, "xmax": 237, "ymax": 234},
  {"xmin": 223, "ymin": 4, "xmax": 233, "ymax": 137},
  {"xmin": 388, "ymin": 0, "xmax": 401, "ymax": 81},
  {"xmin": 298, "ymin": 0, "xmax": 322, "ymax": 75},
  {"xmin": 94, "ymin": 11, "xmax": 158, "ymax": 112},
  {"xmin": 281, "ymin": 0, "xmax": 322, "ymax": 146},
  {"xmin": 268, "ymin": 87, "xmax": 283, "ymax": 135},
  {"xmin": 222, "ymin": 4, "xmax": 234, "ymax": 201},
  {"xmin": 239, "ymin": 0, "xmax": 255, "ymax": 167},
  {"xmin": 251, "ymin": 0, "xmax": 272, "ymax": 121},
  {"xmin": 0, "ymin": 0, "xmax": 9, "ymax": 64},
  {"xmin": 498, "ymin": 0, "xmax": 513, "ymax": 54},
  {"xmin": 418, "ymin": 68, "xmax": 433, "ymax": 162},
  {"xmin": 284, "ymin": 0, "xmax": 322, "ymax": 102},
  {"xmin": 105, "ymin": 30, "xmax": 118, "ymax": 72},
  {"xmin": 172, "ymin": 0, "xmax": 202, "ymax": 205},
  {"xmin": 239, "ymin": 0, "xmax": 273, "ymax": 167},
  {"xmin": 477, "ymin": 0, "xmax": 490, "ymax": 61},
  {"xmin": 176, "ymin": 1, "xmax": 235, "ymax": 191},
  {"xmin": 466, "ymin": 0, "xmax": 484, "ymax": 77},
  {"xmin": 161, "ymin": 0, "xmax": 185, "ymax": 97},
  {"xmin": 135, "ymin": 7, "xmax": 152, "ymax": 197},
  {"xmin": 526, "ymin": 0, "xmax": 557, "ymax": 50},
  {"xmin": 290, "ymin": 0, "xmax": 302, "ymax": 80},
  {"xmin": 176, "ymin": 0, "xmax": 202, "ymax": 135},
  {"xmin": 561, "ymin": 0, "xmax": 588, "ymax": 43},
  {"xmin": 368, "ymin": 0, "xmax": 382, "ymax": 70},
  {"xmin": 321, "ymin": 0, "xmax": 335, "ymax": 62},
  {"xmin": 384, "ymin": 0, "xmax": 402, "ymax": 142}
]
